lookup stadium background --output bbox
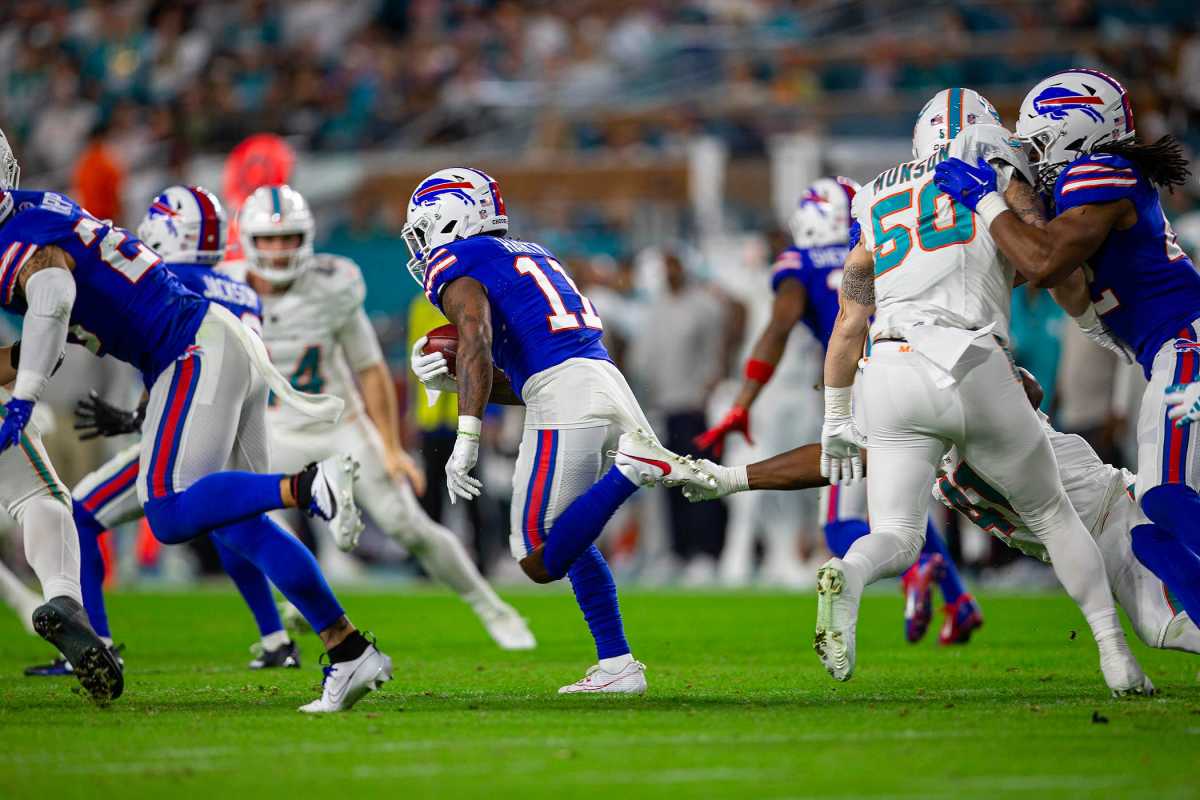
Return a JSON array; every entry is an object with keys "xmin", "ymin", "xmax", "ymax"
[{"xmin": 3, "ymin": 0, "xmax": 1200, "ymax": 593}]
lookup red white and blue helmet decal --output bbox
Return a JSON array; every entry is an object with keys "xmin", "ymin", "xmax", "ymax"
[
  {"xmin": 186, "ymin": 186, "xmax": 222, "ymax": 253},
  {"xmin": 1032, "ymin": 68, "xmax": 1132, "ymax": 131},
  {"xmin": 466, "ymin": 167, "xmax": 506, "ymax": 216},
  {"xmin": 412, "ymin": 178, "xmax": 477, "ymax": 207}
]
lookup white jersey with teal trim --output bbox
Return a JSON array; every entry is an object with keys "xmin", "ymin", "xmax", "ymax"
[
  {"xmin": 933, "ymin": 415, "xmax": 1133, "ymax": 562},
  {"xmin": 853, "ymin": 124, "xmax": 1033, "ymax": 344},
  {"xmin": 227, "ymin": 253, "xmax": 384, "ymax": 432}
]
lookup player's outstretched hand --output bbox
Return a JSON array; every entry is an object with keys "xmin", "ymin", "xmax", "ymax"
[
  {"xmin": 446, "ymin": 431, "xmax": 482, "ymax": 504},
  {"xmin": 820, "ymin": 416, "xmax": 866, "ymax": 485},
  {"xmin": 411, "ymin": 337, "xmax": 457, "ymax": 406},
  {"xmin": 933, "ymin": 157, "xmax": 997, "ymax": 212},
  {"xmin": 0, "ymin": 397, "xmax": 34, "ymax": 453},
  {"xmin": 1165, "ymin": 382, "xmax": 1200, "ymax": 428},
  {"xmin": 681, "ymin": 458, "xmax": 746, "ymax": 503},
  {"xmin": 386, "ymin": 448, "xmax": 427, "ymax": 496},
  {"xmin": 694, "ymin": 406, "xmax": 752, "ymax": 457},
  {"xmin": 74, "ymin": 390, "xmax": 144, "ymax": 440}
]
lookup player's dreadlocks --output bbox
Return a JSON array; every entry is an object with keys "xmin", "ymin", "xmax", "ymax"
[{"xmin": 1094, "ymin": 134, "xmax": 1191, "ymax": 191}]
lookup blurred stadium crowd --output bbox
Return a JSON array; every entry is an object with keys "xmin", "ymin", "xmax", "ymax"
[{"xmin": 2, "ymin": 0, "xmax": 1200, "ymax": 590}]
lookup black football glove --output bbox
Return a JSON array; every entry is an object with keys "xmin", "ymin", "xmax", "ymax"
[{"xmin": 74, "ymin": 390, "xmax": 146, "ymax": 440}]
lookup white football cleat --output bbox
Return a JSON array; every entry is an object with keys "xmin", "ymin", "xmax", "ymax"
[
  {"xmin": 479, "ymin": 605, "xmax": 537, "ymax": 651},
  {"xmin": 308, "ymin": 455, "xmax": 365, "ymax": 551},
  {"xmin": 612, "ymin": 430, "xmax": 717, "ymax": 490},
  {"xmin": 814, "ymin": 558, "xmax": 858, "ymax": 682},
  {"xmin": 558, "ymin": 659, "xmax": 647, "ymax": 695},
  {"xmin": 298, "ymin": 643, "xmax": 392, "ymax": 713},
  {"xmin": 1097, "ymin": 632, "xmax": 1155, "ymax": 697}
]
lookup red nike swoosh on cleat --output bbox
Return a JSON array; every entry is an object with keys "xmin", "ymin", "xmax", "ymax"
[{"xmin": 620, "ymin": 453, "xmax": 672, "ymax": 476}]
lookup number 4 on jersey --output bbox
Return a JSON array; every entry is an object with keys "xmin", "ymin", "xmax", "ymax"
[{"xmin": 514, "ymin": 255, "xmax": 602, "ymax": 332}]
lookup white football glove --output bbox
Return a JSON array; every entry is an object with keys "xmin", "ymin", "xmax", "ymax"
[
  {"xmin": 411, "ymin": 336, "xmax": 458, "ymax": 406},
  {"xmin": 1073, "ymin": 306, "xmax": 1134, "ymax": 364},
  {"xmin": 681, "ymin": 459, "xmax": 749, "ymax": 503},
  {"xmin": 820, "ymin": 387, "xmax": 865, "ymax": 485},
  {"xmin": 446, "ymin": 416, "xmax": 483, "ymax": 504},
  {"xmin": 1165, "ymin": 381, "xmax": 1200, "ymax": 428}
]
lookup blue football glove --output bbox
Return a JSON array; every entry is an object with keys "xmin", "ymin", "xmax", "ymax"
[
  {"xmin": 933, "ymin": 157, "xmax": 998, "ymax": 212},
  {"xmin": 847, "ymin": 220, "xmax": 862, "ymax": 250},
  {"xmin": 0, "ymin": 397, "xmax": 34, "ymax": 452}
]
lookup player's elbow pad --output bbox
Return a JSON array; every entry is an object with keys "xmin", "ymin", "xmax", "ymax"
[{"xmin": 25, "ymin": 267, "xmax": 76, "ymax": 322}]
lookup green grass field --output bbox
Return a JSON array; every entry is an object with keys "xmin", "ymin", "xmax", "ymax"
[{"xmin": 1, "ymin": 587, "xmax": 1197, "ymax": 800}]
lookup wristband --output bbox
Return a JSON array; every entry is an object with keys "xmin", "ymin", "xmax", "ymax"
[
  {"xmin": 1073, "ymin": 304, "xmax": 1100, "ymax": 330},
  {"xmin": 824, "ymin": 385, "xmax": 853, "ymax": 417},
  {"xmin": 975, "ymin": 192, "xmax": 1008, "ymax": 229},
  {"xmin": 744, "ymin": 358, "xmax": 775, "ymax": 384},
  {"xmin": 458, "ymin": 415, "xmax": 482, "ymax": 439}
]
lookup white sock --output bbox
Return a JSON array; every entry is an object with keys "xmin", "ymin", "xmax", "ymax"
[
  {"xmin": 615, "ymin": 461, "xmax": 642, "ymax": 485},
  {"xmin": 842, "ymin": 530, "xmax": 922, "ymax": 593},
  {"xmin": 261, "ymin": 629, "xmax": 291, "ymax": 650},
  {"xmin": 599, "ymin": 653, "xmax": 634, "ymax": 672},
  {"xmin": 393, "ymin": 515, "xmax": 507, "ymax": 616},
  {"xmin": 100, "ymin": 635, "xmax": 114, "ymax": 647},
  {"xmin": 21, "ymin": 497, "xmax": 82, "ymax": 604}
]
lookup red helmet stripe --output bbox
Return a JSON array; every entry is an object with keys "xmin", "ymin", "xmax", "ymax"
[{"xmin": 188, "ymin": 186, "xmax": 221, "ymax": 252}]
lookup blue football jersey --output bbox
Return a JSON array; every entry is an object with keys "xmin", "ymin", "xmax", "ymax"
[
  {"xmin": 423, "ymin": 235, "xmax": 611, "ymax": 395},
  {"xmin": 769, "ymin": 243, "xmax": 848, "ymax": 348},
  {"xmin": 0, "ymin": 190, "xmax": 210, "ymax": 381},
  {"xmin": 168, "ymin": 263, "xmax": 261, "ymax": 327},
  {"xmin": 1054, "ymin": 153, "xmax": 1200, "ymax": 376}
]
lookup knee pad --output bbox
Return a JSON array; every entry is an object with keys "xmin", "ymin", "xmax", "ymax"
[{"xmin": 1140, "ymin": 484, "xmax": 1199, "ymax": 533}]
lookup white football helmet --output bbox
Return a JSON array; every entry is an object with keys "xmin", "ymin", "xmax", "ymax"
[
  {"xmin": 238, "ymin": 184, "xmax": 315, "ymax": 284},
  {"xmin": 0, "ymin": 127, "xmax": 19, "ymax": 191},
  {"xmin": 912, "ymin": 88, "xmax": 1002, "ymax": 161},
  {"xmin": 403, "ymin": 167, "xmax": 509, "ymax": 285},
  {"xmin": 1015, "ymin": 68, "xmax": 1135, "ymax": 192},
  {"xmin": 137, "ymin": 185, "xmax": 227, "ymax": 264},
  {"xmin": 789, "ymin": 176, "xmax": 860, "ymax": 248}
]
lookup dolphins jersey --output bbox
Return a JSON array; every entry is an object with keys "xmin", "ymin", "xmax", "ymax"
[
  {"xmin": 770, "ymin": 243, "xmax": 847, "ymax": 347},
  {"xmin": 225, "ymin": 254, "xmax": 382, "ymax": 431},
  {"xmin": 933, "ymin": 416, "xmax": 1133, "ymax": 562},
  {"xmin": 853, "ymin": 124, "xmax": 1033, "ymax": 343},
  {"xmin": 1052, "ymin": 152, "xmax": 1200, "ymax": 377},
  {"xmin": 424, "ymin": 235, "xmax": 611, "ymax": 397},
  {"xmin": 0, "ymin": 190, "xmax": 209, "ymax": 381}
]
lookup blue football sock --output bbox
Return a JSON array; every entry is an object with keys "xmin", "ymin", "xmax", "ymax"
[
  {"xmin": 73, "ymin": 501, "xmax": 110, "ymax": 639},
  {"xmin": 568, "ymin": 545, "xmax": 631, "ymax": 660},
  {"xmin": 1131, "ymin": 523, "xmax": 1200, "ymax": 624},
  {"xmin": 212, "ymin": 535, "xmax": 284, "ymax": 638},
  {"xmin": 824, "ymin": 519, "xmax": 869, "ymax": 559},
  {"xmin": 542, "ymin": 466, "xmax": 639, "ymax": 578},
  {"xmin": 210, "ymin": 515, "xmax": 344, "ymax": 634},
  {"xmin": 143, "ymin": 472, "xmax": 287, "ymax": 544},
  {"xmin": 1141, "ymin": 483, "xmax": 1200, "ymax": 555},
  {"xmin": 922, "ymin": 523, "xmax": 965, "ymax": 604}
]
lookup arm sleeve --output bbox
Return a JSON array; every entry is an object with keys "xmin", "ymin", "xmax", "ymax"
[
  {"xmin": 1053, "ymin": 154, "xmax": 1140, "ymax": 213},
  {"xmin": 13, "ymin": 267, "xmax": 75, "ymax": 401},
  {"xmin": 337, "ymin": 307, "xmax": 385, "ymax": 371}
]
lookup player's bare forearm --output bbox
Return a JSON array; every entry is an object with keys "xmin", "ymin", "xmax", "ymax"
[
  {"xmin": 824, "ymin": 243, "xmax": 873, "ymax": 389},
  {"xmin": 1047, "ymin": 265, "xmax": 1092, "ymax": 317},
  {"xmin": 0, "ymin": 346, "xmax": 15, "ymax": 386},
  {"xmin": 358, "ymin": 361, "xmax": 404, "ymax": 453},
  {"xmin": 744, "ymin": 442, "xmax": 869, "ymax": 490},
  {"xmin": 990, "ymin": 194, "xmax": 1127, "ymax": 289},
  {"xmin": 733, "ymin": 281, "xmax": 804, "ymax": 409},
  {"xmin": 15, "ymin": 245, "xmax": 74, "ymax": 294},
  {"xmin": 441, "ymin": 277, "xmax": 493, "ymax": 419}
]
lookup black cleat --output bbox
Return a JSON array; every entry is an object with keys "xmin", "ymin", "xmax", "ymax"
[
  {"xmin": 32, "ymin": 597, "xmax": 124, "ymax": 703},
  {"xmin": 249, "ymin": 640, "xmax": 300, "ymax": 670}
]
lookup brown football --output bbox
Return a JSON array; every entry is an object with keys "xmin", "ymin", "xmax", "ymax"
[{"xmin": 422, "ymin": 323, "xmax": 460, "ymax": 376}]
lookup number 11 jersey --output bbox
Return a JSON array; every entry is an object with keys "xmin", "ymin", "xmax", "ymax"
[
  {"xmin": 0, "ymin": 190, "xmax": 209, "ymax": 382},
  {"xmin": 424, "ymin": 235, "xmax": 611, "ymax": 397}
]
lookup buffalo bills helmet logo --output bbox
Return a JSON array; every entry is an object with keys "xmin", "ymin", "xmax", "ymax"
[
  {"xmin": 412, "ymin": 178, "xmax": 477, "ymax": 207},
  {"xmin": 1032, "ymin": 86, "xmax": 1105, "ymax": 123},
  {"xmin": 800, "ymin": 188, "xmax": 829, "ymax": 208},
  {"xmin": 147, "ymin": 193, "xmax": 180, "ymax": 237}
]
